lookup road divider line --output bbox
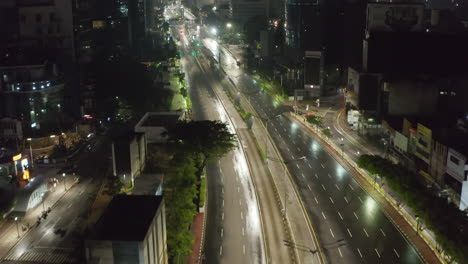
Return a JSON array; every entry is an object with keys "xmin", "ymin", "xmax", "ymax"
[
  {"xmin": 353, "ymin": 212, "xmax": 359, "ymax": 220},
  {"xmin": 338, "ymin": 248, "xmax": 343, "ymax": 258},
  {"xmin": 344, "ymin": 197, "xmax": 349, "ymax": 204},
  {"xmin": 335, "ymin": 184, "xmax": 340, "ymax": 190},
  {"xmin": 308, "ymin": 184, "xmax": 312, "ymax": 191},
  {"xmin": 329, "ymin": 228, "xmax": 335, "ymax": 238},
  {"xmin": 357, "ymin": 248, "xmax": 363, "ymax": 258},
  {"xmin": 348, "ymin": 184, "xmax": 354, "ymax": 191},
  {"xmin": 329, "ymin": 197, "xmax": 334, "ymax": 204},
  {"xmin": 321, "ymin": 163, "xmax": 325, "ymax": 168},
  {"xmin": 321, "ymin": 184, "xmax": 326, "ymax": 191},
  {"xmin": 393, "ymin": 248, "xmax": 400, "ymax": 258},
  {"xmin": 375, "ymin": 248, "xmax": 381, "ymax": 258},
  {"xmin": 308, "ymin": 163, "xmax": 312, "ymax": 168},
  {"xmin": 338, "ymin": 211, "xmax": 343, "ymax": 220},
  {"xmin": 220, "ymin": 246, "xmax": 223, "ymax": 256},
  {"xmin": 314, "ymin": 196, "xmax": 319, "ymax": 204},
  {"xmin": 296, "ymin": 163, "xmax": 299, "ymax": 169},
  {"xmin": 301, "ymin": 173, "xmax": 305, "ymax": 179},
  {"xmin": 347, "ymin": 228, "xmax": 353, "ymax": 238},
  {"xmin": 380, "ymin": 228, "xmax": 386, "ymax": 237},
  {"xmin": 321, "ymin": 211, "xmax": 327, "ymax": 220},
  {"xmin": 315, "ymin": 173, "xmax": 318, "ymax": 179},
  {"xmin": 221, "ymin": 228, "xmax": 224, "ymax": 238},
  {"xmin": 363, "ymin": 228, "xmax": 369, "ymax": 237}
]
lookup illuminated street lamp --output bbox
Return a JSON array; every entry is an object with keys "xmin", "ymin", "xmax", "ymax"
[
  {"xmin": 62, "ymin": 173, "xmax": 67, "ymax": 191},
  {"xmin": 41, "ymin": 192, "xmax": 46, "ymax": 213},
  {"xmin": 14, "ymin": 217, "xmax": 20, "ymax": 238},
  {"xmin": 226, "ymin": 23, "xmax": 232, "ymax": 29},
  {"xmin": 211, "ymin": 27, "xmax": 217, "ymax": 35}
]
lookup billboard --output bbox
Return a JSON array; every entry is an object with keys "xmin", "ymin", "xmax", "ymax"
[{"xmin": 366, "ymin": 3, "xmax": 424, "ymax": 33}]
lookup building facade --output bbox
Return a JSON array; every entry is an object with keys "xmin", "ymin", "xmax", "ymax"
[{"xmin": 85, "ymin": 195, "xmax": 168, "ymax": 264}]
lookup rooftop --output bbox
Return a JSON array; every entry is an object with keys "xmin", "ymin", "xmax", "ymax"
[
  {"xmin": 89, "ymin": 195, "xmax": 163, "ymax": 241},
  {"xmin": 135, "ymin": 112, "xmax": 183, "ymax": 128}
]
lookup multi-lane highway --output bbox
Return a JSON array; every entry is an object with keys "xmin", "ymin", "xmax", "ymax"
[
  {"xmin": 173, "ymin": 24, "xmax": 266, "ymax": 264},
  {"xmin": 198, "ymin": 31, "xmax": 426, "ymax": 263}
]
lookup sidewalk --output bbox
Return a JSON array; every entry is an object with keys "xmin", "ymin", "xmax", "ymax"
[
  {"xmin": 186, "ymin": 212, "xmax": 204, "ymax": 264},
  {"xmin": 288, "ymin": 113, "xmax": 443, "ymax": 264},
  {"xmin": 0, "ymin": 167, "xmax": 76, "ymax": 259}
]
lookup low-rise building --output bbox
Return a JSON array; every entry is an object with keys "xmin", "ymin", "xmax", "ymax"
[
  {"xmin": 85, "ymin": 195, "xmax": 168, "ymax": 264},
  {"xmin": 134, "ymin": 112, "xmax": 184, "ymax": 144},
  {"xmin": 111, "ymin": 132, "xmax": 146, "ymax": 186}
]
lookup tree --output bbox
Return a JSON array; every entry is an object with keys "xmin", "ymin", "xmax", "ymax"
[
  {"xmin": 165, "ymin": 152, "xmax": 198, "ymax": 260},
  {"xmin": 306, "ymin": 116, "xmax": 323, "ymax": 127},
  {"xmin": 165, "ymin": 120, "xmax": 237, "ymax": 177},
  {"xmin": 322, "ymin": 128, "xmax": 332, "ymax": 138}
]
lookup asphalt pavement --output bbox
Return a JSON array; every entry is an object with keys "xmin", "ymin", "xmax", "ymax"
[
  {"xmin": 175, "ymin": 24, "xmax": 266, "ymax": 264},
  {"xmin": 200, "ymin": 33, "xmax": 427, "ymax": 264},
  {"xmin": 1, "ymin": 137, "xmax": 109, "ymax": 263}
]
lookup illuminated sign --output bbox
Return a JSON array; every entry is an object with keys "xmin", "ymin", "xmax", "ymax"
[
  {"xmin": 12, "ymin": 153, "xmax": 22, "ymax": 162},
  {"xmin": 22, "ymin": 169, "xmax": 30, "ymax": 180}
]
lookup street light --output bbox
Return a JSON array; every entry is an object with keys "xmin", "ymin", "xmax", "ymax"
[
  {"xmin": 415, "ymin": 215, "xmax": 421, "ymax": 234},
  {"xmin": 62, "ymin": 173, "xmax": 67, "ymax": 191},
  {"xmin": 41, "ymin": 192, "xmax": 45, "ymax": 213},
  {"xmin": 210, "ymin": 27, "xmax": 217, "ymax": 35},
  {"xmin": 14, "ymin": 217, "xmax": 19, "ymax": 238},
  {"xmin": 226, "ymin": 23, "xmax": 232, "ymax": 29}
]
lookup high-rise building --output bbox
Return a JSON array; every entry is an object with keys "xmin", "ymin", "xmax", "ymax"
[{"xmin": 230, "ymin": 0, "xmax": 269, "ymax": 23}]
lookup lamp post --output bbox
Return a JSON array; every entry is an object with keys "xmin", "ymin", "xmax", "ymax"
[
  {"xmin": 62, "ymin": 173, "xmax": 67, "ymax": 191},
  {"xmin": 415, "ymin": 215, "xmax": 421, "ymax": 234},
  {"xmin": 27, "ymin": 138, "xmax": 34, "ymax": 168},
  {"xmin": 41, "ymin": 192, "xmax": 45, "ymax": 213},
  {"xmin": 14, "ymin": 217, "xmax": 19, "ymax": 238},
  {"xmin": 226, "ymin": 23, "xmax": 232, "ymax": 29}
]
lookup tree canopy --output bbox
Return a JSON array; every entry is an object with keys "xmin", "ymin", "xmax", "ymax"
[{"xmin": 165, "ymin": 120, "xmax": 237, "ymax": 168}]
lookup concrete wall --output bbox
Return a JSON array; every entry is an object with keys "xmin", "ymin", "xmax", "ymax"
[{"xmin": 446, "ymin": 148, "xmax": 468, "ymax": 183}]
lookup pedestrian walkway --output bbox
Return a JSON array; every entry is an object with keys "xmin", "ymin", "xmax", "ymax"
[
  {"xmin": 186, "ymin": 212, "xmax": 204, "ymax": 264},
  {"xmin": 288, "ymin": 113, "xmax": 443, "ymax": 264},
  {"xmin": 3, "ymin": 247, "xmax": 75, "ymax": 263}
]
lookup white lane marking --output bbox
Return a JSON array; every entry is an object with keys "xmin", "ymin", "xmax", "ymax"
[
  {"xmin": 348, "ymin": 184, "xmax": 355, "ymax": 191},
  {"xmin": 329, "ymin": 228, "xmax": 335, "ymax": 238},
  {"xmin": 338, "ymin": 248, "xmax": 343, "ymax": 258},
  {"xmin": 363, "ymin": 228, "xmax": 369, "ymax": 237},
  {"xmin": 297, "ymin": 147, "xmax": 300, "ymax": 151},
  {"xmin": 353, "ymin": 212, "xmax": 359, "ymax": 220},
  {"xmin": 220, "ymin": 246, "xmax": 223, "ymax": 256},
  {"xmin": 238, "ymin": 187, "xmax": 240, "ymax": 193},
  {"xmin": 221, "ymin": 228, "xmax": 224, "ymax": 238},
  {"xmin": 321, "ymin": 163, "xmax": 325, "ymax": 168},
  {"xmin": 243, "ymin": 244, "xmax": 246, "ymax": 255},
  {"xmin": 315, "ymin": 173, "xmax": 318, "ymax": 179},
  {"xmin": 315, "ymin": 196, "xmax": 319, "ymax": 204},
  {"xmin": 358, "ymin": 196, "xmax": 363, "ymax": 203},
  {"xmin": 321, "ymin": 184, "xmax": 326, "ymax": 191},
  {"xmin": 222, "ymin": 200, "xmax": 224, "ymax": 207},
  {"xmin": 241, "ymin": 212, "xmax": 243, "ymax": 220},
  {"xmin": 242, "ymin": 227, "xmax": 245, "ymax": 236},
  {"xmin": 328, "ymin": 173, "xmax": 332, "ymax": 178},
  {"xmin": 357, "ymin": 248, "xmax": 363, "ymax": 258},
  {"xmin": 329, "ymin": 197, "xmax": 334, "ymax": 204},
  {"xmin": 239, "ymin": 200, "xmax": 242, "ymax": 206},
  {"xmin": 222, "ymin": 188, "xmax": 224, "ymax": 194},
  {"xmin": 321, "ymin": 211, "xmax": 327, "ymax": 220},
  {"xmin": 296, "ymin": 163, "xmax": 299, "ymax": 169},
  {"xmin": 393, "ymin": 248, "xmax": 400, "ymax": 258},
  {"xmin": 301, "ymin": 173, "xmax": 305, "ymax": 178},
  {"xmin": 335, "ymin": 184, "xmax": 340, "ymax": 190},
  {"xmin": 308, "ymin": 184, "xmax": 312, "ymax": 191},
  {"xmin": 347, "ymin": 228, "xmax": 353, "ymax": 238},
  {"xmin": 220, "ymin": 167, "xmax": 223, "ymax": 174},
  {"xmin": 344, "ymin": 197, "xmax": 349, "ymax": 204},
  {"xmin": 375, "ymin": 248, "xmax": 381, "ymax": 258},
  {"xmin": 380, "ymin": 228, "xmax": 386, "ymax": 237},
  {"xmin": 337, "ymin": 211, "xmax": 343, "ymax": 220},
  {"xmin": 284, "ymin": 128, "xmax": 287, "ymax": 132},
  {"xmin": 308, "ymin": 163, "xmax": 312, "ymax": 168},
  {"xmin": 68, "ymin": 203, "xmax": 73, "ymax": 209}
]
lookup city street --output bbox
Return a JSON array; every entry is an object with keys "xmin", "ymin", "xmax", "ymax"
[
  {"xmin": 174, "ymin": 24, "xmax": 266, "ymax": 264},
  {"xmin": 0, "ymin": 137, "xmax": 109, "ymax": 263},
  {"xmin": 200, "ymin": 32, "xmax": 428, "ymax": 263}
]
